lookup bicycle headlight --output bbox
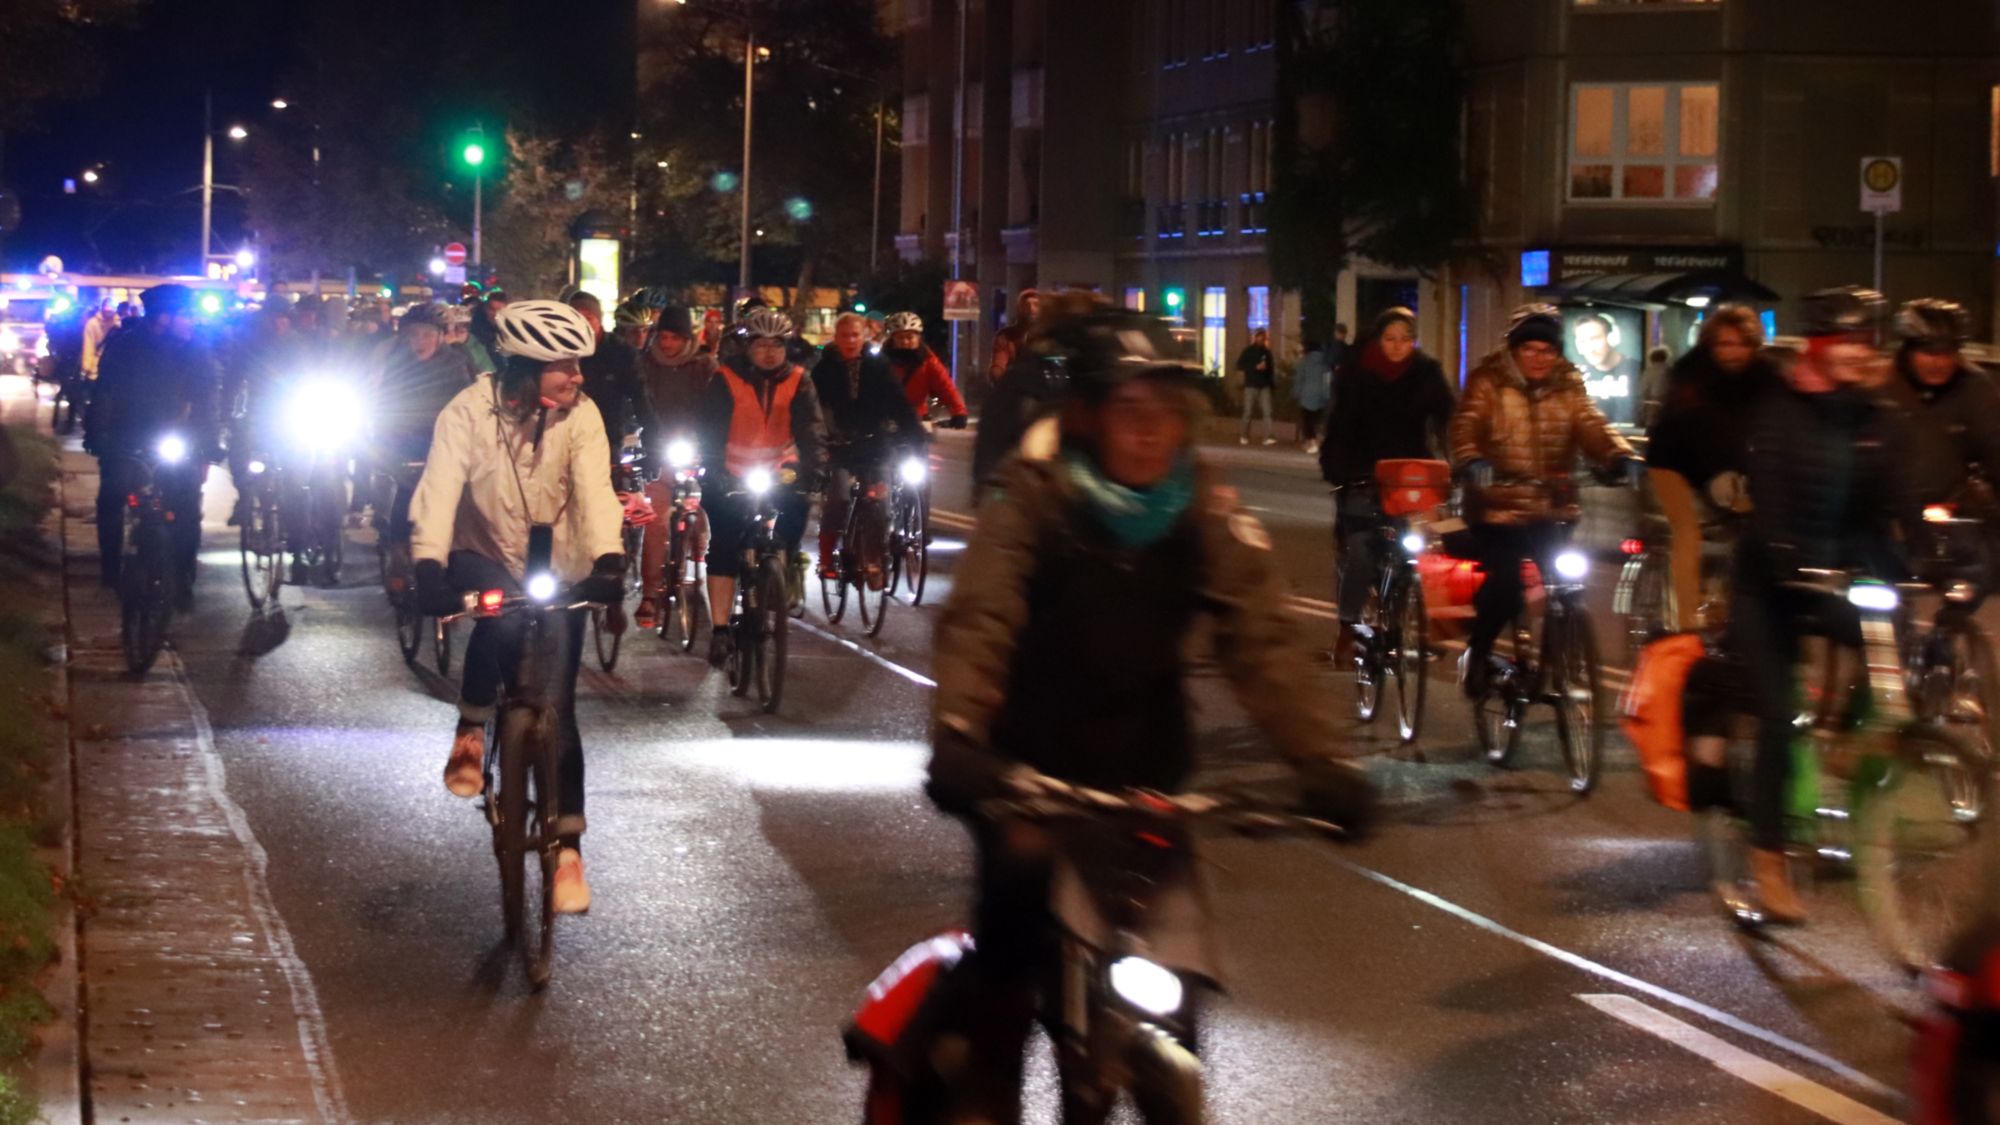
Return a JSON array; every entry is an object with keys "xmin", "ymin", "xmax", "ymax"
[
  {"xmin": 1108, "ymin": 956, "xmax": 1184, "ymax": 1017},
  {"xmin": 1553, "ymin": 550, "xmax": 1589, "ymax": 581},
  {"xmin": 1401, "ymin": 531, "xmax": 1425, "ymax": 555},
  {"xmin": 1847, "ymin": 583, "xmax": 1898, "ymax": 612},
  {"xmin": 525, "ymin": 573, "xmax": 559, "ymax": 603},
  {"xmin": 246, "ymin": 459, "xmax": 266, "ymax": 475},
  {"xmin": 746, "ymin": 467, "xmax": 774, "ymax": 495},
  {"xmin": 0, "ymin": 329, "xmax": 17, "ymax": 353},
  {"xmin": 286, "ymin": 378, "xmax": 364, "ymax": 451},
  {"xmin": 667, "ymin": 440, "xmax": 696, "ymax": 469},
  {"xmin": 899, "ymin": 457, "xmax": 928, "ymax": 486},
  {"xmin": 155, "ymin": 434, "xmax": 188, "ymax": 464}
]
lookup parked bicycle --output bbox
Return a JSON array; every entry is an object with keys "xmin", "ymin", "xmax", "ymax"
[
  {"xmin": 439, "ymin": 543, "xmax": 603, "ymax": 990},
  {"xmin": 117, "ymin": 434, "xmax": 194, "ymax": 674},
  {"xmin": 725, "ymin": 468, "xmax": 793, "ymax": 714},
  {"xmin": 1347, "ymin": 459, "xmax": 1453, "ymax": 745}
]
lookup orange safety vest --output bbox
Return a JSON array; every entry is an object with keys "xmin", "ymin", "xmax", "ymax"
[{"xmin": 721, "ymin": 364, "xmax": 803, "ymax": 478}]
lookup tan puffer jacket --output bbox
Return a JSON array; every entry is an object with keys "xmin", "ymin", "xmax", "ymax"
[{"xmin": 1448, "ymin": 348, "xmax": 1633, "ymax": 525}]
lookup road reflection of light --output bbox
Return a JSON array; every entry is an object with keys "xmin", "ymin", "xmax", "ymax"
[
  {"xmin": 926, "ymin": 537, "xmax": 967, "ymax": 554},
  {"xmin": 680, "ymin": 738, "xmax": 926, "ymax": 792}
]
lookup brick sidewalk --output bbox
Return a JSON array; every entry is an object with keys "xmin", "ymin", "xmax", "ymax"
[{"xmin": 61, "ymin": 452, "xmax": 347, "ymax": 1123}]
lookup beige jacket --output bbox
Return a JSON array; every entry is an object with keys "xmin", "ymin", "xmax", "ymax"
[{"xmin": 409, "ymin": 374, "xmax": 624, "ymax": 582}]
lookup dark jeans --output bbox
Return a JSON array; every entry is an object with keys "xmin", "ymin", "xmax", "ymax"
[
  {"xmin": 1297, "ymin": 405, "xmax": 1324, "ymax": 444},
  {"xmin": 702, "ymin": 481, "xmax": 809, "ymax": 579},
  {"xmin": 1334, "ymin": 490, "xmax": 1385, "ymax": 623},
  {"xmin": 1724, "ymin": 579, "xmax": 1861, "ymax": 850},
  {"xmin": 96, "ymin": 454, "xmax": 201, "ymax": 588},
  {"xmin": 449, "ymin": 551, "xmax": 588, "ymax": 846},
  {"xmin": 1467, "ymin": 522, "xmax": 1566, "ymax": 658}
]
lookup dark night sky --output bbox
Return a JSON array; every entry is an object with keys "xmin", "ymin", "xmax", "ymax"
[{"xmin": 3, "ymin": 0, "xmax": 633, "ymax": 276}]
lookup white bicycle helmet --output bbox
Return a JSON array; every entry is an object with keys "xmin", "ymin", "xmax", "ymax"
[
  {"xmin": 884, "ymin": 311, "xmax": 923, "ymax": 335},
  {"xmin": 742, "ymin": 307, "xmax": 795, "ymax": 340},
  {"xmin": 493, "ymin": 299, "xmax": 597, "ymax": 361}
]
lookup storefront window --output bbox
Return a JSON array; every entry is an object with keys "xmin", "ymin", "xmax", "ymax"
[
  {"xmin": 1201, "ymin": 287, "xmax": 1227, "ymax": 378},
  {"xmin": 1123, "ymin": 287, "xmax": 1146, "ymax": 312},
  {"xmin": 1568, "ymin": 83, "xmax": 1720, "ymax": 204}
]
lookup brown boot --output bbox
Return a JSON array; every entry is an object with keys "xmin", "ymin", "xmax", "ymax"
[
  {"xmin": 1750, "ymin": 848, "xmax": 1807, "ymax": 925},
  {"xmin": 444, "ymin": 721, "xmax": 485, "ymax": 798}
]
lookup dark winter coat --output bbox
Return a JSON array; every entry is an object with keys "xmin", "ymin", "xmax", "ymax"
[
  {"xmin": 1645, "ymin": 347, "xmax": 1784, "ymax": 490},
  {"xmin": 1319, "ymin": 350, "xmax": 1456, "ymax": 486},
  {"xmin": 84, "ymin": 324, "xmax": 221, "ymax": 459}
]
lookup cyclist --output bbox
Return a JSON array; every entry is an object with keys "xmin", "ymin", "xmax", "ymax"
[
  {"xmin": 1645, "ymin": 304, "xmax": 1782, "ymax": 630},
  {"xmin": 409, "ymin": 299, "xmax": 627, "ymax": 915},
  {"xmin": 83, "ymin": 283, "xmax": 222, "ymax": 603},
  {"xmin": 970, "ymin": 291, "xmax": 1107, "ymax": 502},
  {"xmin": 567, "ymin": 291, "xmax": 655, "ymax": 454},
  {"xmin": 1684, "ymin": 286, "xmax": 1922, "ymax": 924},
  {"xmin": 1449, "ymin": 304, "xmax": 1638, "ymax": 697},
  {"xmin": 925, "ymin": 307, "xmax": 1378, "ymax": 1121},
  {"xmin": 369, "ymin": 304, "xmax": 473, "ymax": 561},
  {"xmin": 1890, "ymin": 298, "xmax": 2000, "ymax": 516},
  {"xmin": 883, "ymin": 311, "xmax": 970, "ymax": 429},
  {"xmin": 810, "ymin": 312, "xmax": 923, "ymax": 583},
  {"xmin": 986, "ymin": 287, "xmax": 1039, "ymax": 384},
  {"xmin": 1318, "ymin": 306, "xmax": 1456, "ymax": 653},
  {"xmin": 695, "ymin": 307, "xmax": 828, "ymax": 668},
  {"xmin": 611, "ymin": 300, "xmax": 652, "ymax": 352},
  {"xmin": 635, "ymin": 306, "xmax": 718, "ymax": 629}
]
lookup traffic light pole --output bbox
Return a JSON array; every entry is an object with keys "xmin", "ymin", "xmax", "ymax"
[
  {"xmin": 737, "ymin": 28, "xmax": 755, "ymax": 302},
  {"xmin": 472, "ymin": 171, "xmax": 483, "ymax": 276}
]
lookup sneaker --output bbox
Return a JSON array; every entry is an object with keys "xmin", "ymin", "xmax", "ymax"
[
  {"xmin": 1262, "ymin": 437, "xmax": 1278, "ymax": 446},
  {"xmin": 553, "ymin": 848, "xmax": 592, "ymax": 914},
  {"xmin": 1304, "ymin": 441, "xmax": 1320, "ymax": 456},
  {"xmin": 707, "ymin": 630, "xmax": 732, "ymax": 669},
  {"xmin": 444, "ymin": 721, "xmax": 484, "ymax": 797},
  {"xmin": 1238, "ymin": 436, "xmax": 1250, "ymax": 446}
]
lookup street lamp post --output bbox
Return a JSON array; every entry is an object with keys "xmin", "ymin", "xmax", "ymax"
[
  {"xmin": 200, "ymin": 90, "xmax": 214, "ymax": 274},
  {"xmin": 738, "ymin": 28, "xmax": 755, "ymax": 301}
]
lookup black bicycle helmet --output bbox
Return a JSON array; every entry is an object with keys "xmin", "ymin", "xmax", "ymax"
[
  {"xmin": 1896, "ymin": 298, "xmax": 1969, "ymax": 351},
  {"xmin": 1801, "ymin": 286, "xmax": 1885, "ymax": 339},
  {"xmin": 140, "ymin": 283, "xmax": 195, "ymax": 318}
]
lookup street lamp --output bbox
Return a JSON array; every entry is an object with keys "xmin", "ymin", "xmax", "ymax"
[
  {"xmin": 233, "ymin": 247, "xmax": 255, "ymax": 270},
  {"xmin": 428, "ymin": 257, "xmax": 447, "ymax": 277},
  {"xmin": 270, "ymin": 98, "xmax": 289, "ymax": 110},
  {"xmin": 80, "ymin": 169, "xmax": 99, "ymax": 185},
  {"xmin": 200, "ymin": 89, "xmax": 252, "ymax": 274}
]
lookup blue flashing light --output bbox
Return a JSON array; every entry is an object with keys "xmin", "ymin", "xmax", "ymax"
[{"xmin": 1520, "ymin": 250, "xmax": 1550, "ymax": 288}]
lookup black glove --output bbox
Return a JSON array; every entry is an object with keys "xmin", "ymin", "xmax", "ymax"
[
  {"xmin": 571, "ymin": 553, "xmax": 626, "ymax": 607},
  {"xmin": 943, "ymin": 414, "xmax": 969, "ymax": 430},
  {"xmin": 1297, "ymin": 758, "xmax": 1378, "ymax": 841},
  {"xmin": 414, "ymin": 559, "xmax": 461, "ymax": 616},
  {"xmin": 924, "ymin": 726, "xmax": 1011, "ymax": 817}
]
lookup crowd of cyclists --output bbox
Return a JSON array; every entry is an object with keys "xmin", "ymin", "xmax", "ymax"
[{"xmin": 41, "ymin": 271, "xmax": 2000, "ymax": 1118}]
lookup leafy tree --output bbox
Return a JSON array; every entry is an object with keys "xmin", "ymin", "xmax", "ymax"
[
  {"xmin": 483, "ymin": 131, "xmax": 631, "ymax": 297},
  {"xmin": 1271, "ymin": 0, "xmax": 1469, "ymax": 341}
]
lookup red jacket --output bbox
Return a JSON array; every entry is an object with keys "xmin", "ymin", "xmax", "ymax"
[{"xmin": 892, "ymin": 347, "xmax": 968, "ymax": 420}]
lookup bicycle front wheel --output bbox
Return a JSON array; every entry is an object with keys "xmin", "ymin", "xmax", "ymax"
[
  {"xmin": 240, "ymin": 489, "xmax": 282, "ymax": 610},
  {"xmin": 856, "ymin": 502, "xmax": 891, "ymax": 638},
  {"xmin": 496, "ymin": 706, "xmax": 533, "ymax": 945},
  {"xmin": 120, "ymin": 528, "xmax": 172, "ymax": 675},
  {"xmin": 1392, "ymin": 574, "xmax": 1428, "ymax": 745},
  {"xmin": 900, "ymin": 499, "xmax": 929, "ymax": 606},
  {"xmin": 1854, "ymin": 725, "xmax": 1994, "ymax": 973},
  {"xmin": 433, "ymin": 618, "xmax": 454, "ymax": 677},
  {"xmin": 394, "ymin": 597, "xmax": 423, "ymax": 662},
  {"xmin": 754, "ymin": 555, "xmax": 790, "ymax": 713},
  {"xmin": 1353, "ymin": 590, "xmax": 1382, "ymax": 724},
  {"xmin": 1552, "ymin": 606, "xmax": 1604, "ymax": 795},
  {"xmin": 591, "ymin": 606, "xmax": 623, "ymax": 672}
]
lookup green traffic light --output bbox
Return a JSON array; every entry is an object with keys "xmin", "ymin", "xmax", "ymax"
[
  {"xmin": 1164, "ymin": 289, "xmax": 1184, "ymax": 309},
  {"xmin": 853, "ymin": 301, "xmax": 867, "ymax": 313},
  {"xmin": 198, "ymin": 293, "xmax": 223, "ymax": 315},
  {"xmin": 462, "ymin": 142, "xmax": 486, "ymax": 168}
]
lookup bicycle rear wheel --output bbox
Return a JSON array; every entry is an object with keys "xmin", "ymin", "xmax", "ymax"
[
  {"xmin": 240, "ymin": 489, "xmax": 282, "ymax": 611},
  {"xmin": 394, "ymin": 597, "xmax": 423, "ymax": 662},
  {"xmin": 819, "ymin": 536, "xmax": 848, "ymax": 624},
  {"xmin": 900, "ymin": 500, "xmax": 929, "ymax": 606},
  {"xmin": 1942, "ymin": 622, "xmax": 1998, "ymax": 764},
  {"xmin": 1353, "ymin": 590, "xmax": 1382, "ymax": 724},
  {"xmin": 1854, "ymin": 725, "xmax": 1993, "ymax": 973},
  {"xmin": 1392, "ymin": 575, "xmax": 1428, "ymax": 745},
  {"xmin": 590, "ymin": 607, "xmax": 622, "ymax": 672},
  {"xmin": 1620, "ymin": 551, "xmax": 1672, "ymax": 661},
  {"xmin": 120, "ymin": 528, "xmax": 171, "ymax": 675},
  {"xmin": 1552, "ymin": 607, "xmax": 1604, "ymax": 794},
  {"xmin": 754, "ymin": 555, "xmax": 790, "ymax": 713},
  {"xmin": 856, "ymin": 502, "xmax": 891, "ymax": 638}
]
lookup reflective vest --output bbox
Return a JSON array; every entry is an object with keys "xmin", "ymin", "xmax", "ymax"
[{"xmin": 721, "ymin": 364, "xmax": 803, "ymax": 478}]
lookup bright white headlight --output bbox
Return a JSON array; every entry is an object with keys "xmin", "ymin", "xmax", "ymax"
[
  {"xmin": 525, "ymin": 573, "xmax": 558, "ymax": 602},
  {"xmin": 899, "ymin": 457, "xmax": 928, "ymax": 486},
  {"xmin": 1553, "ymin": 550, "xmax": 1589, "ymax": 581},
  {"xmin": 1401, "ymin": 532, "xmax": 1425, "ymax": 555},
  {"xmin": 0, "ymin": 329, "xmax": 18, "ymax": 353},
  {"xmin": 286, "ymin": 378, "xmax": 363, "ymax": 450},
  {"xmin": 246, "ymin": 459, "xmax": 266, "ymax": 475},
  {"xmin": 667, "ymin": 440, "xmax": 695, "ymax": 469},
  {"xmin": 1847, "ymin": 583, "xmax": 1898, "ymax": 612},
  {"xmin": 155, "ymin": 435, "xmax": 188, "ymax": 463},
  {"xmin": 746, "ymin": 468, "xmax": 774, "ymax": 495},
  {"xmin": 1108, "ymin": 956, "xmax": 1184, "ymax": 1018}
]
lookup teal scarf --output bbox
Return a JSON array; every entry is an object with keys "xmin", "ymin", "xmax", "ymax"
[{"xmin": 1061, "ymin": 447, "xmax": 1196, "ymax": 549}]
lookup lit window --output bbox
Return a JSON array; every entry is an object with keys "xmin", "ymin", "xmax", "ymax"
[
  {"xmin": 1568, "ymin": 83, "xmax": 1720, "ymax": 203},
  {"xmin": 1201, "ymin": 287, "xmax": 1228, "ymax": 378},
  {"xmin": 1124, "ymin": 287, "xmax": 1146, "ymax": 312},
  {"xmin": 1247, "ymin": 286, "xmax": 1269, "ymax": 331}
]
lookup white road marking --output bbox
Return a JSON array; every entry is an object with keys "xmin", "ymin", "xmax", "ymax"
[
  {"xmin": 792, "ymin": 619, "xmax": 938, "ymax": 688},
  {"xmin": 1325, "ymin": 856, "xmax": 1897, "ymax": 1100},
  {"xmin": 1578, "ymin": 994, "xmax": 1900, "ymax": 1124},
  {"xmin": 167, "ymin": 650, "xmax": 353, "ymax": 1124}
]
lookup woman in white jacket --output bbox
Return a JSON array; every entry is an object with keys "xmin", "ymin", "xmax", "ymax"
[{"xmin": 410, "ymin": 300, "xmax": 626, "ymax": 915}]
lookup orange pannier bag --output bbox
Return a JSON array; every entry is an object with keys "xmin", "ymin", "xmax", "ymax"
[
  {"xmin": 1618, "ymin": 632, "xmax": 1707, "ymax": 811},
  {"xmin": 1375, "ymin": 459, "xmax": 1453, "ymax": 517}
]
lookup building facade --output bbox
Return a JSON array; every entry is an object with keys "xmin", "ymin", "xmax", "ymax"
[{"xmin": 898, "ymin": 0, "xmax": 2000, "ymax": 411}]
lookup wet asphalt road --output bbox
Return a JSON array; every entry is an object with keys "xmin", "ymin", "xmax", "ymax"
[{"xmin": 93, "ymin": 416, "xmax": 1933, "ymax": 1123}]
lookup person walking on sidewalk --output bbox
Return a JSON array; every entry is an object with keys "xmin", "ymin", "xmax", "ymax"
[
  {"xmin": 1236, "ymin": 328, "xmax": 1276, "ymax": 445},
  {"xmin": 1291, "ymin": 338, "xmax": 1332, "ymax": 455},
  {"xmin": 83, "ymin": 283, "xmax": 221, "ymax": 607}
]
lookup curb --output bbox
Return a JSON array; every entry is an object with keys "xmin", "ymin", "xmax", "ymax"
[{"xmin": 29, "ymin": 437, "xmax": 83, "ymax": 1124}]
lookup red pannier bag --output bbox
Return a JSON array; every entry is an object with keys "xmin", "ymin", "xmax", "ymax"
[
  {"xmin": 1375, "ymin": 458, "xmax": 1453, "ymax": 517},
  {"xmin": 1618, "ymin": 633, "xmax": 1707, "ymax": 811}
]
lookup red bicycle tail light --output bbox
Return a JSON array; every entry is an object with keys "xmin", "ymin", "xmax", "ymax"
[
  {"xmin": 479, "ymin": 589, "xmax": 505, "ymax": 613},
  {"xmin": 126, "ymin": 494, "xmax": 140, "ymax": 508},
  {"xmin": 1620, "ymin": 538, "xmax": 1645, "ymax": 555}
]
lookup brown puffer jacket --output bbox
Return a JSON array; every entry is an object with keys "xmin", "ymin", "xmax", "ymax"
[{"xmin": 1448, "ymin": 348, "xmax": 1633, "ymax": 525}]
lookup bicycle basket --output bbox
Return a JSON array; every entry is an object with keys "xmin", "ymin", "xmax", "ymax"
[{"xmin": 1376, "ymin": 459, "xmax": 1453, "ymax": 517}]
